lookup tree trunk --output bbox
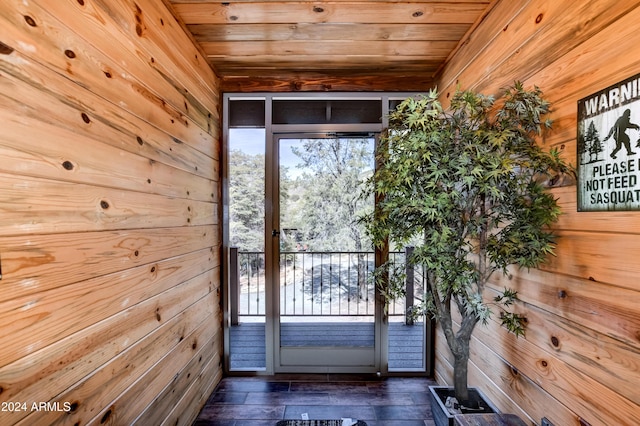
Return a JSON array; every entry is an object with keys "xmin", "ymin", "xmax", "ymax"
[
  {"xmin": 453, "ymin": 341, "xmax": 470, "ymax": 403},
  {"xmin": 357, "ymin": 253, "xmax": 366, "ymax": 299}
]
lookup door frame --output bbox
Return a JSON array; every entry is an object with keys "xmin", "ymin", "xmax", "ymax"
[
  {"xmin": 222, "ymin": 92, "xmax": 427, "ymax": 375},
  {"xmin": 269, "ymin": 132, "xmax": 382, "ymax": 373}
]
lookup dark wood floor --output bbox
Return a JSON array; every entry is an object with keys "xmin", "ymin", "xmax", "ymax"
[
  {"xmin": 230, "ymin": 321, "xmax": 426, "ymax": 370},
  {"xmin": 193, "ymin": 374, "xmax": 438, "ymax": 426}
]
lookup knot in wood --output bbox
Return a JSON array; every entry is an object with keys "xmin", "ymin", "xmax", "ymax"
[
  {"xmin": 100, "ymin": 408, "xmax": 113, "ymax": 424},
  {"xmin": 0, "ymin": 42, "xmax": 14, "ymax": 55},
  {"xmin": 24, "ymin": 15, "xmax": 37, "ymax": 27}
]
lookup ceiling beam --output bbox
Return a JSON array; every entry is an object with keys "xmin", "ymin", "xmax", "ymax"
[{"xmin": 220, "ymin": 75, "xmax": 435, "ymax": 93}]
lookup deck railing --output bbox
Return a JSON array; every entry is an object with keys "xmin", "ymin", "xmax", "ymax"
[{"xmin": 229, "ymin": 247, "xmax": 424, "ymax": 324}]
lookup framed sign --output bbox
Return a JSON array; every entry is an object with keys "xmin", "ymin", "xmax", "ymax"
[{"xmin": 577, "ymin": 73, "xmax": 640, "ymax": 211}]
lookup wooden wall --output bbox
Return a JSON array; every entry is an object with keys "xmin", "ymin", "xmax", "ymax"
[
  {"xmin": 433, "ymin": 1, "xmax": 640, "ymax": 426},
  {"xmin": 0, "ymin": 0, "xmax": 222, "ymax": 425}
]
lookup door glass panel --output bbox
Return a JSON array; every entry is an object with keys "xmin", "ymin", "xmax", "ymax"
[
  {"xmin": 387, "ymin": 248, "xmax": 427, "ymax": 371},
  {"xmin": 228, "ymin": 128, "xmax": 266, "ymax": 370},
  {"xmin": 277, "ymin": 136, "xmax": 376, "ymax": 367}
]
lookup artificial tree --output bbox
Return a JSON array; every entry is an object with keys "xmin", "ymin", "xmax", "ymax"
[{"xmin": 365, "ymin": 83, "xmax": 571, "ymax": 405}]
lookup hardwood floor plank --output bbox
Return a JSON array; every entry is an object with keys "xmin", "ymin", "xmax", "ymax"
[{"xmin": 193, "ymin": 375, "xmax": 438, "ymax": 425}]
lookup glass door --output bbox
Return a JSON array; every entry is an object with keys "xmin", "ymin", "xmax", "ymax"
[
  {"xmin": 224, "ymin": 94, "xmax": 433, "ymax": 375},
  {"xmin": 272, "ymin": 133, "xmax": 380, "ymax": 372}
]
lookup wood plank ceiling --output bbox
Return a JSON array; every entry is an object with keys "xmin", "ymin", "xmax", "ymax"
[{"xmin": 167, "ymin": 1, "xmax": 495, "ymax": 91}]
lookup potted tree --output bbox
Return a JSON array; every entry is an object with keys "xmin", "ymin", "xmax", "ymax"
[{"xmin": 365, "ymin": 83, "xmax": 571, "ymax": 426}]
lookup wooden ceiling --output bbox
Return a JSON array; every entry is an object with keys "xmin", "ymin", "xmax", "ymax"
[{"xmin": 167, "ymin": 1, "xmax": 495, "ymax": 91}]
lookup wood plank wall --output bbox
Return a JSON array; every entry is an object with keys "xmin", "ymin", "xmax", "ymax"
[
  {"xmin": 433, "ymin": 1, "xmax": 640, "ymax": 426},
  {"xmin": 0, "ymin": 0, "xmax": 222, "ymax": 425}
]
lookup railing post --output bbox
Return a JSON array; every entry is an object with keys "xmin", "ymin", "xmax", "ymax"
[
  {"xmin": 230, "ymin": 247, "xmax": 239, "ymax": 326},
  {"xmin": 405, "ymin": 246, "xmax": 414, "ymax": 325}
]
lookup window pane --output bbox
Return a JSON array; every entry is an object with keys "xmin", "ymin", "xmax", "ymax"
[
  {"xmin": 273, "ymin": 100, "xmax": 381, "ymax": 124},
  {"xmin": 228, "ymin": 128, "xmax": 266, "ymax": 370},
  {"xmin": 229, "ymin": 99, "xmax": 265, "ymax": 127}
]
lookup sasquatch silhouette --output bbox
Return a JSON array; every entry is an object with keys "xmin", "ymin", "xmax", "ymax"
[{"xmin": 604, "ymin": 109, "xmax": 639, "ymax": 159}]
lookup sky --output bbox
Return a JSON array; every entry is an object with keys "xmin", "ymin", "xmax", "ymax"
[
  {"xmin": 228, "ymin": 128, "xmax": 375, "ymax": 180},
  {"xmin": 229, "ymin": 128, "xmax": 305, "ymax": 179}
]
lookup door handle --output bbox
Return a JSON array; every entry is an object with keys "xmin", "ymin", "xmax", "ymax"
[{"xmin": 272, "ymin": 229, "xmax": 280, "ymax": 237}]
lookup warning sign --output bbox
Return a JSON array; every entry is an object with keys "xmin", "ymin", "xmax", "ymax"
[{"xmin": 577, "ymin": 73, "xmax": 640, "ymax": 211}]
